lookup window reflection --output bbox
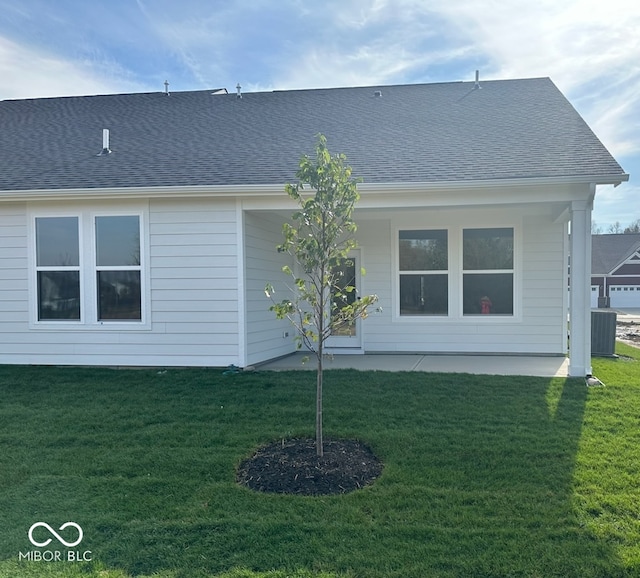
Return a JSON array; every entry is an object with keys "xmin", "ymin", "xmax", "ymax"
[
  {"xmin": 38, "ymin": 271, "xmax": 80, "ymax": 320},
  {"xmin": 463, "ymin": 273, "xmax": 513, "ymax": 315},
  {"xmin": 96, "ymin": 216, "xmax": 140, "ymax": 266},
  {"xmin": 36, "ymin": 217, "xmax": 79, "ymax": 267},
  {"xmin": 400, "ymin": 230, "xmax": 447, "ymax": 271},
  {"xmin": 463, "ymin": 228, "xmax": 513, "ymax": 270},
  {"xmin": 400, "ymin": 274, "xmax": 448, "ymax": 315},
  {"xmin": 98, "ymin": 271, "xmax": 141, "ymax": 320},
  {"xmin": 399, "ymin": 230, "xmax": 448, "ymax": 316},
  {"xmin": 463, "ymin": 228, "xmax": 514, "ymax": 316}
]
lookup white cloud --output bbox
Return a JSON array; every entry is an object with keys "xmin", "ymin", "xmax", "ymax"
[
  {"xmin": 593, "ymin": 181, "xmax": 640, "ymax": 229},
  {"xmin": 0, "ymin": 36, "xmax": 107, "ymax": 99},
  {"xmin": 0, "ymin": 36, "xmax": 144, "ymax": 99},
  {"xmin": 426, "ymin": 0, "xmax": 640, "ymax": 157}
]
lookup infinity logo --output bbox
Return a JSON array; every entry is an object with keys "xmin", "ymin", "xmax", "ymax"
[{"xmin": 28, "ymin": 522, "xmax": 83, "ymax": 548}]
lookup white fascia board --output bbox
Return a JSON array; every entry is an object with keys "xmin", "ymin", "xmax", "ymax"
[
  {"xmin": 0, "ymin": 183, "xmax": 286, "ymax": 202},
  {"xmin": 0, "ymin": 173, "xmax": 628, "ymax": 203},
  {"xmin": 357, "ymin": 174, "xmax": 629, "ymax": 194}
]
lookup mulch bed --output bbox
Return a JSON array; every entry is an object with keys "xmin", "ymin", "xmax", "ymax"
[{"xmin": 237, "ymin": 437, "xmax": 383, "ymax": 496}]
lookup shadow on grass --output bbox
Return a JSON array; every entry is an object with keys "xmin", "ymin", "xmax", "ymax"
[{"xmin": 0, "ymin": 366, "xmax": 632, "ymax": 577}]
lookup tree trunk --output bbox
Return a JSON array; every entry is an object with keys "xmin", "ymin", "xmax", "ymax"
[
  {"xmin": 316, "ymin": 276, "xmax": 325, "ymax": 458},
  {"xmin": 316, "ymin": 349, "xmax": 323, "ymax": 457}
]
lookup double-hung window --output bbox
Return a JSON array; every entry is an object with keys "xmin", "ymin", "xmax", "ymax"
[
  {"xmin": 462, "ymin": 227, "xmax": 514, "ymax": 315},
  {"xmin": 95, "ymin": 216, "xmax": 142, "ymax": 321},
  {"xmin": 34, "ymin": 212, "xmax": 144, "ymax": 324},
  {"xmin": 399, "ymin": 230, "xmax": 448, "ymax": 315},
  {"xmin": 35, "ymin": 217, "xmax": 81, "ymax": 320}
]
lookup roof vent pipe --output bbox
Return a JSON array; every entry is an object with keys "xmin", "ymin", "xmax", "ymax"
[
  {"xmin": 374, "ymin": 90, "xmax": 382, "ymax": 97},
  {"xmin": 236, "ymin": 83, "xmax": 242, "ymax": 99},
  {"xmin": 98, "ymin": 129, "xmax": 111, "ymax": 155},
  {"xmin": 164, "ymin": 80, "xmax": 170, "ymax": 95},
  {"xmin": 474, "ymin": 70, "xmax": 481, "ymax": 89}
]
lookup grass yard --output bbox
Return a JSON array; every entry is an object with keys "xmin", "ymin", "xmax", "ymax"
[{"xmin": 0, "ymin": 344, "xmax": 639, "ymax": 578}]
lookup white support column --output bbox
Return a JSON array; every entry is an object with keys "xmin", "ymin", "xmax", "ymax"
[
  {"xmin": 236, "ymin": 199, "xmax": 247, "ymax": 368},
  {"xmin": 568, "ymin": 199, "xmax": 593, "ymax": 377}
]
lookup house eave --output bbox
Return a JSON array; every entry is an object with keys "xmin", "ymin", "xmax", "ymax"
[
  {"xmin": 0, "ymin": 173, "xmax": 629, "ymax": 203},
  {"xmin": 358, "ymin": 173, "xmax": 629, "ymax": 193}
]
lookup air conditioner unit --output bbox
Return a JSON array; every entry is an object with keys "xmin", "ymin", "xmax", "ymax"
[{"xmin": 591, "ymin": 310, "xmax": 617, "ymax": 357}]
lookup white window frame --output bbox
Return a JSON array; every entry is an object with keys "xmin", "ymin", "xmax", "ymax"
[
  {"xmin": 461, "ymin": 226, "xmax": 516, "ymax": 317},
  {"xmin": 33, "ymin": 214, "xmax": 84, "ymax": 324},
  {"xmin": 397, "ymin": 229, "xmax": 449, "ymax": 317},
  {"xmin": 393, "ymin": 222, "xmax": 521, "ymax": 322},
  {"xmin": 28, "ymin": 204, "xmax": 151, "ymax": 330}
]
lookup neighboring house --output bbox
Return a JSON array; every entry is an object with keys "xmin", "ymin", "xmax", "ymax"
[
  {"xmin": 0, "ymin": 77, "xmax": 629, "ymax": 376},
  {"xmin": 592, "ymin": 234, "xmax": 640, "ymax": 308}
]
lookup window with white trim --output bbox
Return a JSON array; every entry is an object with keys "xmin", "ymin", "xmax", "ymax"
[
  {"xmin": 35, "ymin": 217, "xmax": 81, "ymax": 320},
  {"xmin": 462, "ymin": 227, "xmax": 514, "ymax": 315},
  {"xmin": 33, "ymin": 212, "xmax": 144, "ymax": 324},
  {"xmin": 399, "ymin": 229, "xmax": 448, "ymax": 315},
  {"xmin": 95, "ymin": 216, "xmax": 141, "ymax": 320}
]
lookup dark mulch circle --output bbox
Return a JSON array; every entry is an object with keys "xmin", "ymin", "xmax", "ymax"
[{"xmin": 237, "ymin": 437, "xmax": 383, "ymax": 496}]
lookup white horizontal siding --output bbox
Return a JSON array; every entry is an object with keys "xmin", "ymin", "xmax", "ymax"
[
  {"xmin": 0, "ymin": 198, "xmax": 242, "ymax": 367},
  {"xmin": 357, "ymin": 208, "xmax": 567, "ymax": 355},
  {"xmin": 244, "ymin": 211, "xmax": 297, "ymax": 365},
  {"xmin": 0, "ymin": 197, "xmax": 569, "ymax": 366},
  {"xmin": 146, "ymin": 199, "xmax": 240, "ymax": 364},
  {"xmin": 0, "ymin": 205, "xmax": 29, "ymax": 338}
]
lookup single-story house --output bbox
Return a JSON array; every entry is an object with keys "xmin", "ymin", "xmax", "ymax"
[
  {"xmin": 0, "ymin": 77, "xmax": 629, "ymax": 376},
  {"xmin": 591, "ymin": 234, "xmax": 640, "ymax": 308}
]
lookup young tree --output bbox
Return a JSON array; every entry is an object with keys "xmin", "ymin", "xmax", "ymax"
[{"xmin": 265, "ymin": 135, "xmax": 378, "ymax": 457}]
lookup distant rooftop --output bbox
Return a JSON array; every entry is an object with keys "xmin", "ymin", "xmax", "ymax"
[
  {"xmin": 0, "ymin": 78, "xmax": 628, "ymax": 192},
  {"xmin": 592, "ymin": 233, "xmax": 640, "ymax": 274}
]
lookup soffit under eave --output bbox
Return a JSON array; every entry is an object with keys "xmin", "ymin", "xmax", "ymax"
[{"xmin": 0, "ymin": 173, "xmax": 625, "ymax": 205}]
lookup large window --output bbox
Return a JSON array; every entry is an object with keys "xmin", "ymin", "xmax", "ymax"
[
  {"xmin": 33, "ymin": 213, "xmax": 143, "ymax": 324},
  {"xmin": 399, "ymin": 230, "xmax": 448, "ymax": 315},
  {"xmin": 36, "ymin": 217, "xmax": 81, "ymax": 320},
  {"xmin": 462, "ymin": 228, "xmax": 514, "ymax": 315}
]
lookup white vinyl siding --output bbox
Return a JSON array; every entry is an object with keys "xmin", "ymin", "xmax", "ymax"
[
  {"xmin": 358, "ymin": 207, "xmax": 566, "ymax": 355},
  {"xmin": 244, "ymin": 211, "xmax": 297, "ymax": 365},
  {"xmin": 0, "ymin": 198, "xmax": 569, "ymax": 366},
  {"xmin": 0, "ymin": 204, "xmax": 29, "ymax": 336},
  {"xmin": 148, "ymin": 199, "xmax": 239, "ymax": 365},
  {"xmin": 0, "ymin": 198, "xmax": 241, "ymax": 367}
]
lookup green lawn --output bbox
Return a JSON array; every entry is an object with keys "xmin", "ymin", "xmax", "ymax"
[{"xmin": 1, "ymin": 344, "xmax": 639, "ymax": 578}]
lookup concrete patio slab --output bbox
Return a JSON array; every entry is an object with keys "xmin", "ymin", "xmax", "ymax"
[{"xmin": 257, "ymin": 352, "xmax": 570, "ymax": 378}]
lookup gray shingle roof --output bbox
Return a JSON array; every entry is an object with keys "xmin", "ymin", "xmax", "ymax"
[
  {"xmin": 0, "ymin": 78, "xmax": 627, "ymax": 192},
  {"xmin": 592, "ymin": 234, "xmax": 640, "ymax": 274}
]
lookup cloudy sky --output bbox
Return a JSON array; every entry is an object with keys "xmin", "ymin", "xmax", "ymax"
[{"xmin": 0, "ymin": 0, "xmax": 638, "ymax": 229}]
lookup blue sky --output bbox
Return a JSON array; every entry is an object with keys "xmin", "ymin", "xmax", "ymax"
[{"xmin": 0, "ymin": 0, "xmax": 638, "ymax": 229}]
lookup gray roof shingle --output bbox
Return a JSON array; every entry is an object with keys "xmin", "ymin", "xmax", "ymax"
[
  {"xmin": 592, "ymin": 234, "xmax": 640, "ymax": 274},
  {"xmin": 0, "ymin": 78, "xmax": 627, "ymax": 192}
]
